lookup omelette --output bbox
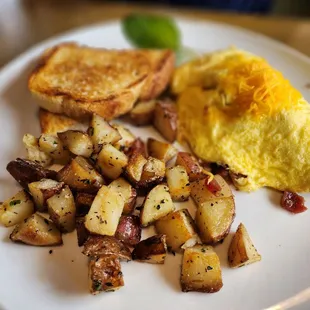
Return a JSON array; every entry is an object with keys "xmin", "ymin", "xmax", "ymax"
[{"xmin": 171, "ymin": 48, "xmax": 310, "ymax": 192}]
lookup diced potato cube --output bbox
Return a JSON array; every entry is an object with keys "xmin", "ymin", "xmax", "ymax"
[
  {"xmin": 57, "ymin": 156, "xmax": 104, "ymax": 193},
  {"xmin": 166, "ymin": 165, "xmax": 191, "ymax": 201},
  {"xmin": 147, "ymin": 138, "xmax": 177, "ymax": 162},
  {"xmin": 23, "ymin": 134, "xmax": 52, "ymax": 167},
  {"xmin": 132, "ymin": 234, "xmax": 167, "ymax": 264},
  {"xmin": 89, "ymin": 114, "xmax": 121, "ymax": 153},
  {"xmin": 47, "ymin": 185, "xmax": 76, "ymax": 233},
  {"xmin": 125, "ymin": 153, "xmax": 147, "ymax": 184},
  {"xmin": 6, "ymin": 158, "xmax": 58, "ymax": 190},
  {"xmin": 28, "ymin": 179, "xmax": 64, "ymax": 212},
  {"xmin": 113, "ymin": 124, "xmax": 135, "ymax": 152},
  {"xmin": 175, "ymin": 152, "xmax": 205, "ymax": 182},
  {"xmin": 228, "ymin": 223, "xmax": 261, "ymax": 268},
  {"xmin": 139, "ymin": 156, "xmax": 165, "ymax": 188},
  {"xmin": 115, "ymin": 215, "xmax": 141, "ymax": 246},
  {"xmin": 181, "ymin": 245, "xmax": 223, "ymax": 293},
  {"xmin": 0, "ymin": 190, "xmax": 34, "ymax": 227},
  {"xmin": 82, "ymin": 235, "xmax": 131, "ymax": 261},
  {"xmin": 108, "ymin": 178, "xmax": 137, "ymax": 215},
  {"xmin": 140, "ymin": 184, "xmax": 175, "ymax": 227},
  {"xmin": 129, "ymin": 100, "xmax": 156, "ymax": 126},
  {"xmin": 125, "ymin": 138, "xmax": 147, "ymax": 158},
  {"xmin": 88, "ymin": 255, "xmax": 124, "ymax": 294},
  {"xmin": 155, "ymin": 209, "xmax": 199, "ymax": 252},
  {"xmin": 153, "ymin": 101, "xmax": 177, "ymax": 143},
  {"xmin": 195, "ymin": 196, "xmax": 235, "ymax": 244},
  {"xmin": 58, "ymin": 130, "xmax": 93, "ymax": 157},
  {"xmin": 191, "ymin": 175, "xmax": 233, "ymax": 205},
  {"xmin": 96, "ymin": 144, "xmax": 128, "ymax": 180},
  {"xmin": 10, "ymin": 213, "xmax": 62, "ymax": 246},
  {"xmin": 38, "ymin": 134, "xmax": 70, "ymax": 163},
  {"xmin": 85, "ymin": 185, "xmax": 124, "ymax": 236}
]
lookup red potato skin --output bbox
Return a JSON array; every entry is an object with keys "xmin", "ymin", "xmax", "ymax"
[
  {"xmin": 75, "ymin": 192, "xmax": 95, "ymax": 216},
  {"xmin": 6, "ymin": 158, "xmax": 58, "ymax": 189},
  {"xmin": 205, "ymin": 177, "xmax": 221, "ymax": 194},
  {"xmin": 123, "ymin": 187, "xmax": 137, "ymax": 215},
  {"xmin": 115, "ymin": 215, "xmax": 142, "ymax": 246},
  {"xmin": 132, "ymin": 234, "xmax": 167, "ymax": 262},
  {"xmin": 82, "ymin": 235, "xmax": 132, "ymax": 261},
  {"xmin": 76, "ymin": 217, "xmax": 90, "ymax": 247},
  {"xmin": 153, "ymin": 100, "xmax": 178, "ymax": 143},
  {"xmin": 175, "ymin": 152, "xmax": 205, "ymax": 182},
  {"xmin": 57, "ymin": 157, "xmax": 104, "ymax": 194},
  {"xmin": 125, "ymin": 138, "xmax": 147, "ymax": 159}
]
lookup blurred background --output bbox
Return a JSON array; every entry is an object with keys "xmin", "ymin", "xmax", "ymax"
[
  {"xmin": 124, "ymin": 0, "xmax": 310, "ymax": 15},
  {"xmin": 1, "ymin": 0, "xmax": 310, "ymax": 67}
]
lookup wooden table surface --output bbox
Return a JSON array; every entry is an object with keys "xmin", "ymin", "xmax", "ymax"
[{"xmin": 1, "ymin": 1, "xmax": 310, "ymax": 67}]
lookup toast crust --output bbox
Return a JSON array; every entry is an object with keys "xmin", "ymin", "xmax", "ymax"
[
  {"xmin": 29, "ymin": 43, "xmax": 150, "ymax": 120},
  {"xmin": 139, "ymin": 50, "xmax": 175, "ymax": 100}
]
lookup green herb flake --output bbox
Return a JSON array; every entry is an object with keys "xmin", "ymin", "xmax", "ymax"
[
  {"xmin": 9, "ymin": 200, "xmax": 21, "ymax": 206},
  {"xmin": 53, "ymin": 141, "xmax": 58, "ymax": 145},
  {"xmin": 201, "ymin": 248, "xmax": 206, "ymax": 253},
  {"xmin": 93, "ymin": 280, "xmax": 102, "ymax": 291}
]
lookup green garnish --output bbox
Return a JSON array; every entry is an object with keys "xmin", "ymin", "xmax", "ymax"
[
  {"xmin": 122, "ymin": 14, "xmax": 198, "ymax": 66},
  {"xmin": 10, "ymin": 200, "xmax": 21, "ymax": 206},
  {"xmin": 122, "ymin": 14, "xmax": 180, "ymax": 50}
]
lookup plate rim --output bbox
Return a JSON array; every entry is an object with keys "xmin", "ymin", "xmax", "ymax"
[{"xmin": 1, "ymin": 17, "xmax": 310, "ymax": 310}]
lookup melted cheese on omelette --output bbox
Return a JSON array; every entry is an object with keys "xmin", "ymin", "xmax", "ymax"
[{"xmin": 172, "ymin": 48, "xmax": 310, "ymax": 192}]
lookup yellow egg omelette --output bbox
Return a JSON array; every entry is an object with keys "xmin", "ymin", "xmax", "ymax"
[{"xmin": 171, "ymin": 48, "xmax": 310, "ymax": 192}]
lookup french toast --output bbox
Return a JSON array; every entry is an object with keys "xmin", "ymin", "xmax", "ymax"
[{"xmin": 29, "ymin": 43, "xmax": 174, "ymax": 120}]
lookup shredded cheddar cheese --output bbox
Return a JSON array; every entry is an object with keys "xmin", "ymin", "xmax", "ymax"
[
  {"xmin": 218, "ymin": 58, "xmax": 305, "ymax": 117},
  {"xmin": 172, "ymin": 48, "xmax": 307, "ymax": 118}
]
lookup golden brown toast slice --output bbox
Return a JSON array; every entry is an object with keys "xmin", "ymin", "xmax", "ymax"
[
  {"xmin": 138, "ymin": 49, "xmax": 175, "ymax": 100},
  {"xmin": 29, "ymin": 43, "xmax": 174, "ymax": 121},
  {"xmin": 29, "ymin": 43, "xmax": 149, "ymax": 121},
  {"xmin": 38, "ymin": 108, "xmax": 87, "ymax": 135}
]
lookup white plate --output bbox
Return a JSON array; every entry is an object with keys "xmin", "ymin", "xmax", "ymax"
[{"xmin": 0, "ymin": 18, "xmax": 310, "ymax": 310}]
